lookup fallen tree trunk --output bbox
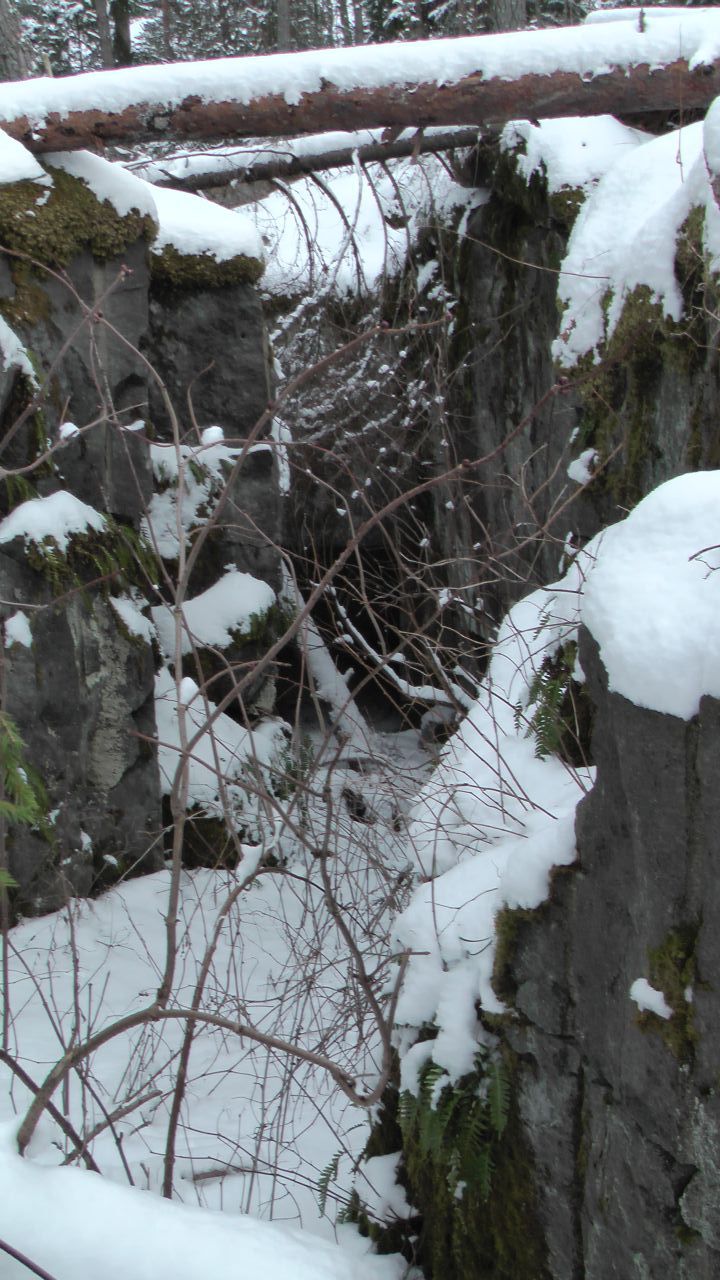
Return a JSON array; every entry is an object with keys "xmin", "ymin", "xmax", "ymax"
[
  {"xmin": 1, "ymin": 18, "xmax": 719, "ymax": 153},
  {"xmin": 133, "ymin": 128, "xmax": 481, "ymax": 192}
]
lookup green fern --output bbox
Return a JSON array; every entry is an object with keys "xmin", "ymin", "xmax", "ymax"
[
  {"xmin": 466, "ymin": 1145, "xmax": 495, "ymax": 1201},
  {"xmin": 521, "ymin": 641, "xmax": 578, "ymax": 760},
  {"xmin": 317, "ymin": 1150, "xmax": 341, "ymax": 1217},
  {"xmin": 398, "ymin": 1052, "xmax": 510, "ymax": 1206},
  {"xmin": 0, "ymin": 712, "xmax": 47, "ymax": 831}
]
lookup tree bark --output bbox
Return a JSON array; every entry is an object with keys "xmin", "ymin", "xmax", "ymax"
[
  {"xmin": 276, "ymin": 0, "xmax": 291, "ymax": 51},
  {"xmin": 0, "ymin": 0, "xmax": 29, "ymax": 80},
  {"xmin": 93, "ymin": 0, "xmax": 114, "ymax": 69},
  {"xmin": 2, "ymin": 42, "xmax": 718, "ymax": 153},
  {"xmin": 111, "ymin": 0, "xmax": 132, "ymax": 66},
  {"xmin": 484, "ymin": 0, "xmax": 526, "ymax": 35}
]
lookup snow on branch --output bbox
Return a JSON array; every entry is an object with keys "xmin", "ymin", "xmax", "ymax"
[
  {"xmin": 2, "ymin": 10, "xmax": 720, "ymax": 153},
  {"xmin": 130, "ymin": 127, "xmax": 481, "ymax": 192}
]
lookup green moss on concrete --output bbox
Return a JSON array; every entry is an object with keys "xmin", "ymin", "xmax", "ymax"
[
  {"xmin": 150, "ymin": 243, "xmax": 264, "ymax": 289},
  {"xmin": 0, "ymin": 168, "xmax": 156, "ymax": 268},
  {"xmin": 574, "ymin": 287, "xmax": 678, "ymax": 511},
  {"xmin": 0, "ymin": 262, "xmax": 52, "ymax": 330}
]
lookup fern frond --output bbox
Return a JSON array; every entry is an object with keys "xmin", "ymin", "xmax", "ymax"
[
  {"xmin": 317, "ymin": 1150, "xmax": 341, "ymax": 1216},
  {"xmin": 397, "ymin": 1089, "xmax": 419, "ymax": 1139},
  {"xmin": 418, "ymin": 1061, "xmax": 446, "ymax": 1105}
]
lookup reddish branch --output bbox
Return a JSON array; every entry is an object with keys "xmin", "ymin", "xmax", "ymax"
[{"xmin": 3, "ymin": 58, "xmax": 718, "ymax": 154}]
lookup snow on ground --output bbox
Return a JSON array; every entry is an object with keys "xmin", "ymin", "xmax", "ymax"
[
  {"xmin": 0, "ymin": 1122, "xmax": 403, "ymax": 1280},
  {"xmin": 1, "ymin": 10, "xmax": 720, "ymax": 130},
  {"xmin": 0, "ymin": 723, "xmax": 425, "ymax": 1276}
]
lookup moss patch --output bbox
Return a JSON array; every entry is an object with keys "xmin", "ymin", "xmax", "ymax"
[
  {"xmin": 570, "ymin": 202, "xmax": 718, "ymax": 511},
  {"xmin": 636, "ymin": 923, "xmax": 700, "ymax": 1061},
  {"xmin": 150, "ymin": 243, "xmax": 264, "ymax": 289},
  {"xmin": 491, "ymin": 905, "xmax": 540, "ymax": 1007},
  {"xmin": 0, "ymin": 167, "xmax": 156, "ymax": 267}
]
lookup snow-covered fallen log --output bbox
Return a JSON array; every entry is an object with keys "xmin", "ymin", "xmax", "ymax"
[{"xmin": 2, "ymin": 10, "xmax": 720, "ymax": 153}]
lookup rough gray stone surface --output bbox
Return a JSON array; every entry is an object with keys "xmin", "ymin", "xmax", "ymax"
[
  {"xmin": 0, "ymin": 544, "xmax": 161, "ymax": 914},
  {"xmin": 501, "ymin": 628, "xmax": 720, "ymax": 1278},
  {"xmin": 145, "ymin": 282, "xmax": 272, "ymax": 440},
  {"xmin": 0, "ymin": 244, "xmax": 153, "ymax": 522}
]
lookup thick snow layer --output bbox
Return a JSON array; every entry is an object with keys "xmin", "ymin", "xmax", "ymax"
[
  {"xmin": 501, "ymin": 115, "xmax": 647, "ymax": 195},
  {"xmin": 46, "ymin": 148, "xmax": 158, "ymax": 220},
  {"xmin": 554, "ymin": 121, "xmax": 708, "ymax": 365},
  {"xmin": 0, "ymin": 1123, "xmax": 402, "ymax": 1280},
  {"xmin": 0, "ymin": 490, "xmax": 106, "ymax": 553},
  {"xmin": 580, "ymin": 471, "xmax": 720, "ymax": 719},
  {"xmin": 629, "ymin": 978, "xmax": 673, "ymax": 1020},
  {"xmin": 0, "ymin": 127, "xmax": 48, "ymax": 185},
  {"xmin": 151, "ymin": 184, "xmax": 263, "ymax": 263},
  {"xmin": 152, "ymin": 566, "xmax": 276, "ymax": 658},
  {"xmin": 2, "ymin": 11, "xmax": 720, "ymax": 128}
]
